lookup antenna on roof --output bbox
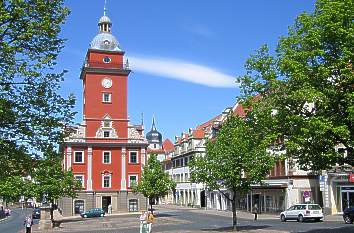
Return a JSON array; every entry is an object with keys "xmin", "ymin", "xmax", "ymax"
[{"xmin": 104, "ymin": 0, "xmax": 107, "ymax": 16}]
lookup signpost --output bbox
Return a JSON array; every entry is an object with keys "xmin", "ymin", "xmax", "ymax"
[{"xmin": 319, "ymin": 175, "xmax": 325, "ymax": 192}]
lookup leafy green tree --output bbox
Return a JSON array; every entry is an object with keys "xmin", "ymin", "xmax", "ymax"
[
  {"xmin": 190, "ymin": 115, "xmax": 275, "ymax": 231},
  {"xmin": 238, "ymin": 0, "xmax": 354, "ymax": 171},
  {"xmin": 32, "ymin": 157, "xmax": 81, "ymax": 204},
  {"xmin": 0, "ymin": 0, "xmax": 77, "ymax": 202},
  {"xmin": 134, "ymin": 155, "xmax": 176, "ymax": 214}
]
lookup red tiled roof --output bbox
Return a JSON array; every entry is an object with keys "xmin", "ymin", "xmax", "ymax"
[
  {"xmin": 192, "ymin": 129, "xmax": 205, "ymax": 139},
  {"xmin": 162, "ymin": 139, "xmax": 174, "ymax": 153},
  {"xmin": 196, "ymin": 114, "xmax": 221, "ymax": 130},
  {"xmin": 233, "ymin": 103, "xmax": 246, "ymax": 118},
  {"xmin": 147, "ymin": 148, "xmax": 165, "ymax": 154}
]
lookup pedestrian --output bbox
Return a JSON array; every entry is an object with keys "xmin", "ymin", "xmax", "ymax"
[
  {"xmin": 253, "ymin": 203, "xmax": 259, "ymax": 221},
  {"xmin": 139, "ymin": 211, "xmax": 147, "ymax": 233},
  {"xmin": 147, "ymin": 211, "xmax": 155, "ymax": 233},
  {"xmin": 24, "ymin": 215, "xmax": 33, "ymax": 233},
  {"xmin": 108, "ymin": 204, "xmax": 112, "ymax": 214}
]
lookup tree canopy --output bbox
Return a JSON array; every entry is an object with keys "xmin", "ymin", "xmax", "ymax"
[
  {"xmin": 238, "ymin": 0, "xmax": 354, "ymax": 171},
  {"xmin": 190, "ymin": 114, "xmax": 275, "ymax": 231},
  {"xmin": 134, "ymin": 155, "xmax": 176, "ymax": 212},
  {"xmin": 0, "ymin": 0, "xmax": 78, "ymax": 203}
]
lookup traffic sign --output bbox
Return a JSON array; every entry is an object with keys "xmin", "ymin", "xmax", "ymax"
[{"xmin": 303, "ymin": 191, "xmax": 310, "ymax": 198}]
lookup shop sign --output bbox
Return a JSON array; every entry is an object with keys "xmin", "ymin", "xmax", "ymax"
[{"xmin": 349, "ymin": 173, "xmax": 354, "ymax": 183}]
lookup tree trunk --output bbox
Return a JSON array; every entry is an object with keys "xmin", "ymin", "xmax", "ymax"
[
  {"xmin": 149, "ymin": 197, "xmax": 154, "ymax": 215},
  {"xmin": 232, "ymin": 195, "xmax": 237, "ymax": 231}
]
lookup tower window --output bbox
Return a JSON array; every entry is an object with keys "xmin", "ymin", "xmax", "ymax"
[
  {"xmin": 103, "ymin": 131, "xmax": 110, "ymax": 138},
  {"xmin": 103, "ymin": 56, "xmax": 111, "ymax": 63},
  {"xmin": 102, "ymin": 93, "xmax": 111, "ymax": 103}
]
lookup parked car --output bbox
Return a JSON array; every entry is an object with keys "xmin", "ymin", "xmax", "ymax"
[
  {"xmin": 343, "ymin": 206, "xmax": 354, "ymax": 224},
  {"xmin": 32, "ymin": 208, "xmax": 41, "ymax": 219},
  {"xmin": 280, "ymin": 204, "xmax": 323, "ymax": 222},
  {"xmin": 80, "ymin": 208, "xmax": 105, "ymax": 218}
]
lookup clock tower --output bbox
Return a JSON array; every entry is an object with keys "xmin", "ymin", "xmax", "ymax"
[
  {"xmin": 81, "ymin": 14, "xmax": 129, "ymax": 141},
  {"xmin": 60, "ymin": 10, "xmax": 148, "ymax": 216}
]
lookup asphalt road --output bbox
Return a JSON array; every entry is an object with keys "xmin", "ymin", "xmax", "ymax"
[{"xmin": 0, "ymin": 208, "xmax": 34, "ymax": 233}]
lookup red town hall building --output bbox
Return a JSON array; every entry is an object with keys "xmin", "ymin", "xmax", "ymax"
[{"xmin": 59, "ymin": 12, "xmax": 148, "ymax": 216}]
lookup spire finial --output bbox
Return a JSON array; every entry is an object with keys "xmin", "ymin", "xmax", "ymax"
[
  {"xmin": 104, "ymin": 0, "xmax": 107, "ymax": 16},
  {"xmin": 152, "ymin": 115, "xmax": 156, "ymax": 130},
  {"xmin": 141, "ymin": 112, "xmax": 144, "ymax": 125}
]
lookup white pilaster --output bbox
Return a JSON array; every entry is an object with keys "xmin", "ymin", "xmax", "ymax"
[
  {"xmin": 141, "ymin": 148, "xmax": 146, "ymax": 168},
  {"xmin": 67, "ymin": 146, "xmax": 72, "ymax": 170},
  {"xmin": 87, "ymin": 146, "xmax": 93, "ymax": 191},
  {"xmin": 121, "ymin": 147, "xmax": 127, "ymax": 190},
  {"xmin": 196, "ymin": 189, "xmax": 201, "ymax": 206},
  {"xmin": 285, "ymin": 159, "xmax": 289, "ymax": 176}
]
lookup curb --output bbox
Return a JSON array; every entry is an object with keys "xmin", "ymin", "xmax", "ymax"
[{"xmin": 0, "ymin": 216, "xmax": 9, "ymax": 223}]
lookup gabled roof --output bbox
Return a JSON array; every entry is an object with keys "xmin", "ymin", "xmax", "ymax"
[{"xmin": 162, "ymin": 139, "xmax": 174, "ymax": 153}]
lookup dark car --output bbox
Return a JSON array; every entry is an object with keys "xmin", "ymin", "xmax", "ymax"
[
  {"xmin": 80, "ymin": 208, "xmax": 105, "ymax": 218},
  {"xmin": 343, "ymin": 207, "xmax": 354, "ymax": 224},
  {"xmin": 32, "ymin": 208, "xmax": 41, "ymax": 219}
]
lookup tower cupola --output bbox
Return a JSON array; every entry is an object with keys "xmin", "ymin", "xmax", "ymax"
[{"xmin": 90, "ymin": 2, "xmax": 122, "ymax": 52}]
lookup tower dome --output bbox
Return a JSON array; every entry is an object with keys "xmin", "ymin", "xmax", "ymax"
[
  {"xmin": 146, "ymin": 117, "xmax": 162, "ymax": 144},
  {"xmin": 90, "ymin": 12, "xmax": 122, "ymax": 51}
]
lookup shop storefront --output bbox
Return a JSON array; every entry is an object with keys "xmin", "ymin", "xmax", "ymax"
[{"xmin": 326, "ymin": 172, "xmax": 354, "ymax": 214}]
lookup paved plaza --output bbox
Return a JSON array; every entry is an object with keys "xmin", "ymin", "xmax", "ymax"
[{"xmin": 1, "ymin": 205, "xmax": 352, "ymax": 233}]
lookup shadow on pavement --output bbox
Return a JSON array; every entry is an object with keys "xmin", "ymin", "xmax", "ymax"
[
  {"xmin": 156, "ymin": 213, "xmax": 177, "ymax": 218},
  {"xmin": 300, "ymin": 225, "xmax": 354, "ymax": 233},
  {"xmin": 200, "ymin": 225, "xmax": 271, "ymax": 232}
]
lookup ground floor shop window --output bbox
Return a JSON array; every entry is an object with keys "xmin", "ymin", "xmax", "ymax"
[{"xmin": 129, "ymin": 199, "xmax": 138, "ymax": 212}]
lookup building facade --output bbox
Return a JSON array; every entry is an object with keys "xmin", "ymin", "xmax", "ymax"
[
  {"xmin": 167, "ymin": 101, "xmax": 321, "ymax": 213},
  {"xmin": 170, "ymin": 128, "xmax": 207, "ymax": 208},
  {"xmin": 59, "ymin": 13, "xmax": 148, "ymax": 216}
]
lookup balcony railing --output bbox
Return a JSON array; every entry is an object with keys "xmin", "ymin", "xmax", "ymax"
[{"xmin": 83, "ymin": 61, "xmax": 130, "ymax": 70}]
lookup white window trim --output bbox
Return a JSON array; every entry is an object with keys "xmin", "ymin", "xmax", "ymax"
[
  {"xmin": 73, "ymin": 151, "xmax": 84, "ymax": 164},
  {"xmin": 102, "ymin": 151, "xmax": 111, "ymax": 164},
  {"xmin": 102, "ymin": 93, "xmax": 112, "ymax": 103},
  {"xmin": 102, "ymin": 174, "xmax": 112, "ymax": 188},
  {"xmin": 128, "ymin": 174, "xmax": 138, "ymax": 187},
  {"xmin": 129, "ymin": 151, "xmax": 139, "ymax": 164},
  {"xmin": 74, "ymin": 174, "xmax": 85, "ymax": 188}
]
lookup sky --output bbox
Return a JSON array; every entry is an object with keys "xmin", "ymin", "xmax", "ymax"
[{"xmin": 58, "ymin": 0, "xmax": 315, "ymax": 141}]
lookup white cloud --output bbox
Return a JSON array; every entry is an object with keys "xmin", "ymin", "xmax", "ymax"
[
  {"xmin": 129, "ymin": 56, "xmax": 237, "ymax": 88},
  {"xmin": 185, "ymin": 24, "xmax": 213, "ymax": 38}
]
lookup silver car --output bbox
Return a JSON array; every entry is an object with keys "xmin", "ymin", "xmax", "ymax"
[{"xmin": 280, "ymin": 204, "xmax": 324, "ymax": 222}]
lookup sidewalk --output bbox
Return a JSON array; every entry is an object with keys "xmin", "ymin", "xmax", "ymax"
[
  {"xmin": 158, "ymin": 204, "xmax": 344, "ymax": 221},
  {"xmin": 160, "ymin": 204, "xmax": 278, "ymax": 220}
]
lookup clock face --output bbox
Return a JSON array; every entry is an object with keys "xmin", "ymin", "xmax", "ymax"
[{"xmin": 102, "ymin": 78, "xmax": 112, "ymax": 88}]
